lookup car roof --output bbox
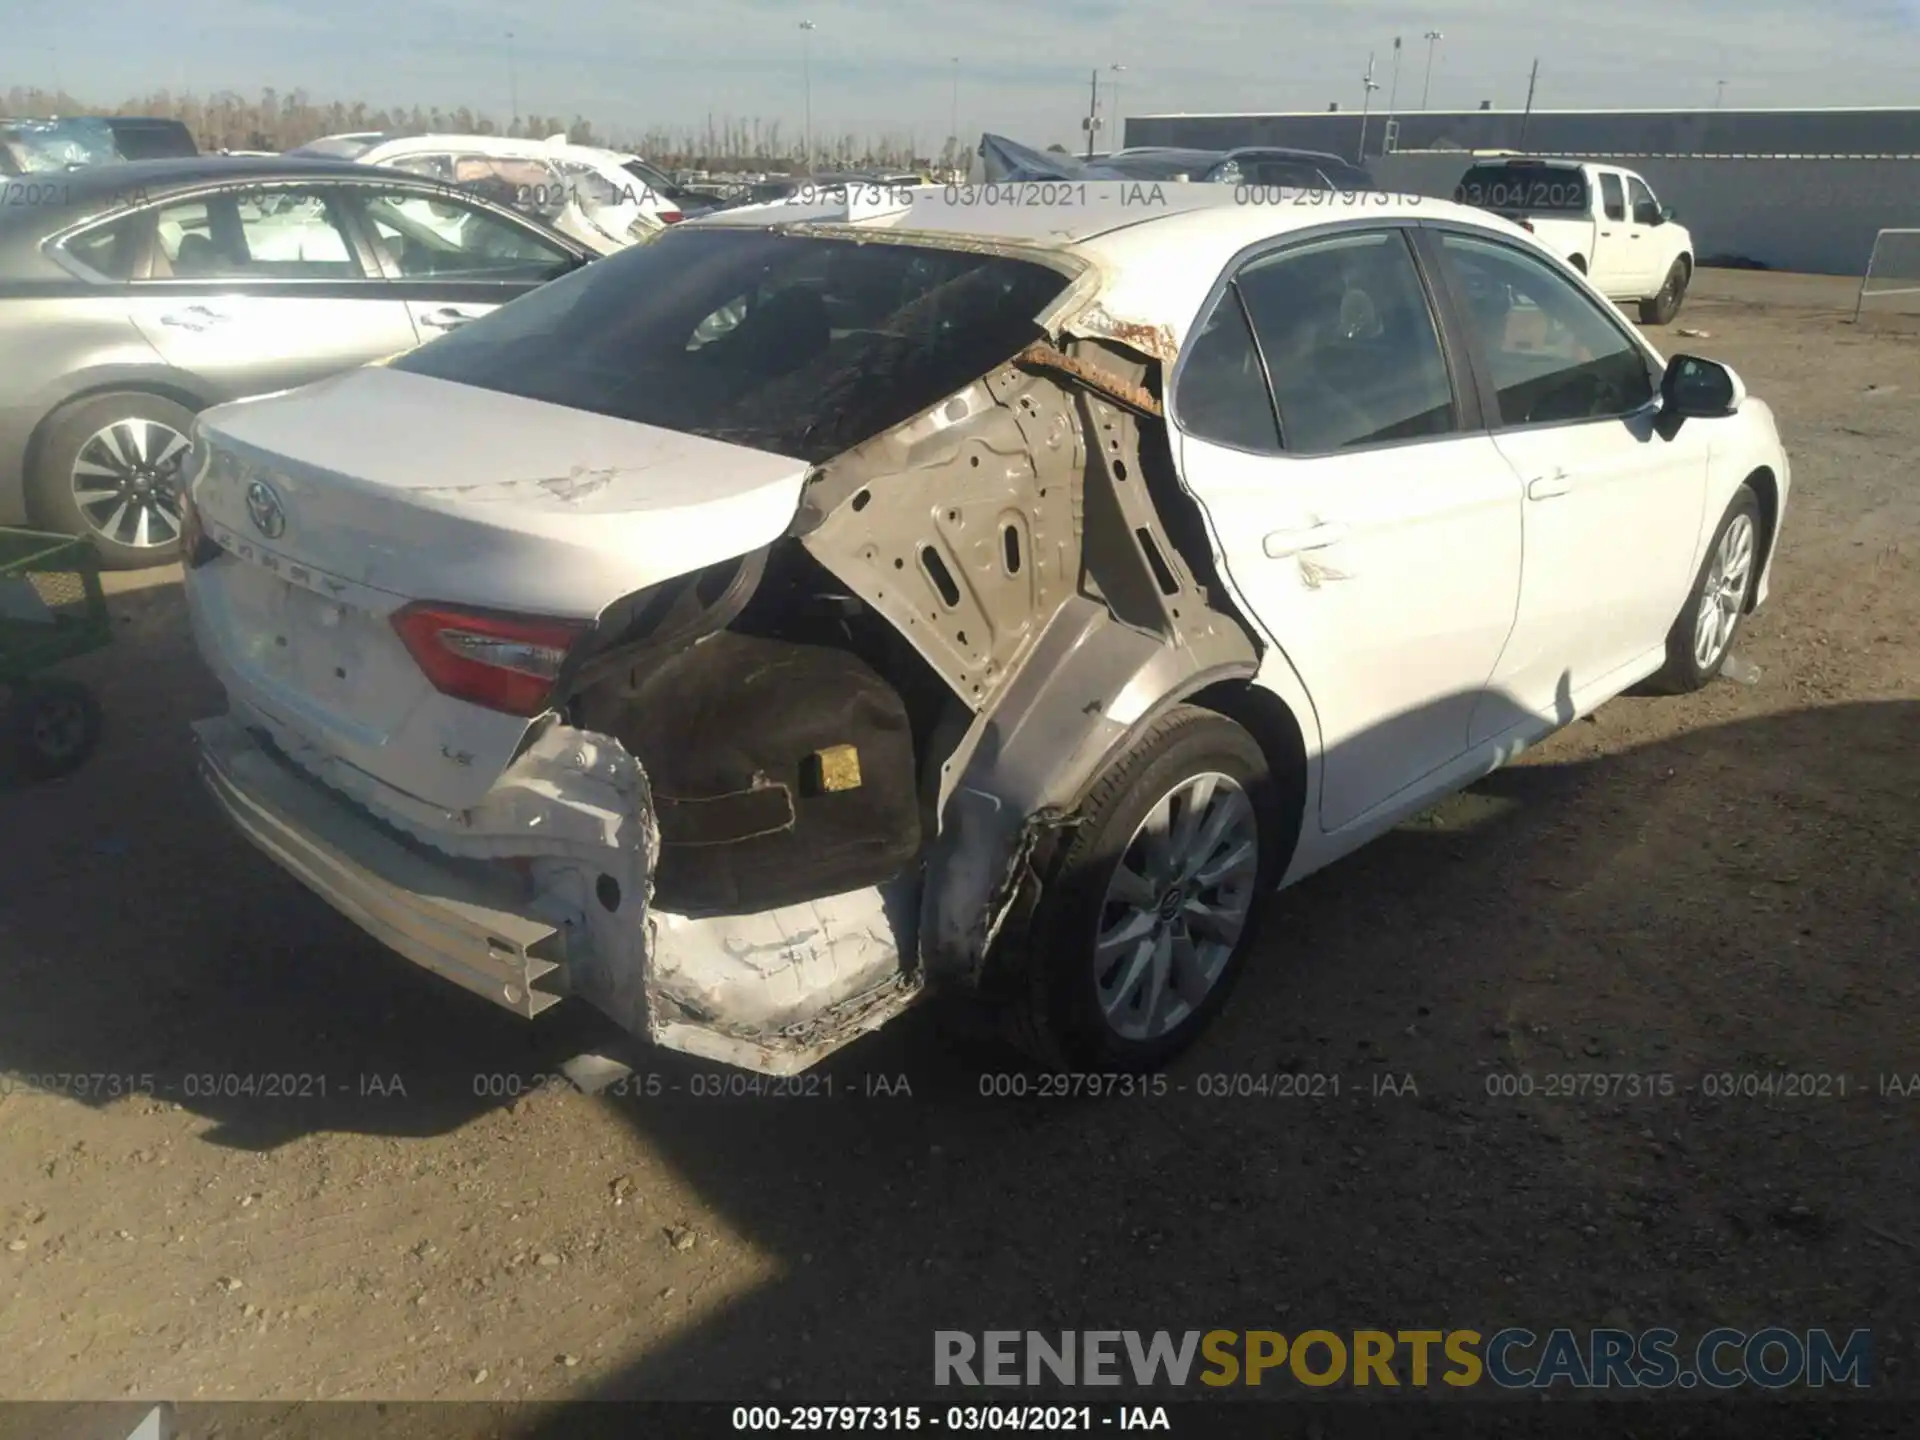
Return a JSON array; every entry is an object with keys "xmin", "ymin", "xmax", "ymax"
[
  {"xmin": 1461, "ymin": 155, "xmax": 1586, "ymax": 168},
  {"xmin": 3, "ymin": 153, "xmax": 375, "ymax": 210},
  {"xmin": 0, "ymin": 155, "xmax": 549, "ymax": 264},
  {"xmin": 1224, "ymin": 146, "xmax": 1363, "ymax": 167},
  {"xmin": 686, "ymin": 182, "xmax": 1525, "ymax": 358}
]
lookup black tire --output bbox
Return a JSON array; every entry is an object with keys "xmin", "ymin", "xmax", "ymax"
[
  {"xmin": 1639, "ymin": 259, "xmax": 1690, "ymax": 326},
  {"xmin": 5, "ymin": 676, "xmax": 103, "ymax": 782},
  {"xmin": 1004, "ymin": 704, "xmax": 1284, "ymax": 1073},
  {"xmin": 1646, "ymin": 485, "xmax": 1761, "ymax": 694},
  {"xmin": 28, "ymin": 391, "xmax": 197, "ymax": 570}
]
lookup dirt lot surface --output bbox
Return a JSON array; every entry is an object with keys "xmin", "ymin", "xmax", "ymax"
[{"xmin": 0, "ymin": 270, "xmax": 1915, "ymax": 1424}]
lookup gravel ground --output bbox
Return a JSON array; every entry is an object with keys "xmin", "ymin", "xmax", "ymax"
[{"xmin": 0, "ymin": 269, "xmax": 1914, "ymax": 1424}]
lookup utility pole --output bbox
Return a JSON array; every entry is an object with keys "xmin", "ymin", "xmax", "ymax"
[
  {"xmin": 1421, "ymin": 30, "xmax": 1443, "ymax": 110},
  {"xmin": 1388, "ymin": 36, "xmax": 1403, "ymax": 115},
  {"xmin": 1715, "ymin": 78, "xmax": 1726, "ymax": 108},
  {"xmin": 1110, "ymin": 63, "xmax": 1127, "ymax": 149},
  {"xmin": 950, "ymin": 57, "xmax": 960, "ymax": 165},
  {"xmin": 1518, "ymin": 57, "xmax": 1539, "ymax": 151},
  {"xmin": 799, "ymin": 19, "xmax": 816, "ymax": 174},
  {"xmin": 1084, "ymin": 67, "xmax": 1101, "ymax": 160},
  {"xmin": 1357, "ymin": 53, "xmax": 1380, "ymax": 163}
]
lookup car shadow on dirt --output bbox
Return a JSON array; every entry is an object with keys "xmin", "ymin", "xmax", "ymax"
[{"xmin": 1, "ymin": 585, "xmax": 1914, "ymax": 1412}]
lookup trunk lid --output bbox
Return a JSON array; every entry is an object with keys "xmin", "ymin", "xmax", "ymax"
[{"xmin": 185, "ymin": 367, "xmax": 812, "ymax": 811}]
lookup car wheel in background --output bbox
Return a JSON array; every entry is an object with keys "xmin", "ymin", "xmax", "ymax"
[
  {"xmin": 1640, "ymin": 259, "xmax": 1690, "ymax": 325},
  {"xmin": 1647, "ymin": 484, "xmax": 1761, "ymax": 694},
  {"xmin": 4, "ymin": 676, "xmax": 103, "ymax": 782},
  {"xmin": 1005, "ymin": 705, "xmax": 1282, "ymax": 1073},
  {"xmin": 28, "ymin": 392, "xmax": 197, "ymax": 570}
]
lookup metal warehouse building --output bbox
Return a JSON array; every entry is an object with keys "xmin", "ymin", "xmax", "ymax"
[{"xmin": 1122, "ymin": 106, "xmax": 1920, "ymax": 160}]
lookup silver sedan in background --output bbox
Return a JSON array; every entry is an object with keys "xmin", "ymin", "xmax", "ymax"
[{"xmin": 0, "ymin": 155, "xmax": 593, "ymax": 567}]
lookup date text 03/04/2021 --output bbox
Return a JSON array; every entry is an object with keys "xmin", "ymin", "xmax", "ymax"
[{"xmin": 730, "ymin": 1406, "xmax": 1167, "ymax": 1432}]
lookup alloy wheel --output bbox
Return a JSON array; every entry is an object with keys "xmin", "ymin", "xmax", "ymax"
[
  {"xmin": 1093, "ymin": 771, "xmax": 1260, "ymax": 1043},
  {"xmin": 70, "ymin": 417, "xmax": 190, "ymax": 550},
  {"xmin": 1693, "ymin": 512, "xmax": 1755, "ymax": 670}
]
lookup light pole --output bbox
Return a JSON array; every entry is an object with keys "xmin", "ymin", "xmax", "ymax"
[
  {"xmin": 1357, "ymin": 53, "xmax": 1380, "ymax": 163},
  {"xmin": 1084, "ymin": 67, "xmax": 1100, "ymax": 161},
  {"xmin": 799, "ymin": 19, "xmax": 816, "ymax": 174},
  {"xmin": 1421, "ymin": 30, "xmax": 1443, "ymax": 110},
  {"xmin": 506, "ymin": 31, "xmax": 519, "ymax": 133},
  {"xmin": 950, "ymin": 57, "xmax": 960, "ymax": 167},
  {"xmin": 1109, "ymin": 63, "xmax": 1127, "ymax": 149},
  {"xmin": 1388, "ymin": 36, "xmax": 1403, "ymax": 114}
]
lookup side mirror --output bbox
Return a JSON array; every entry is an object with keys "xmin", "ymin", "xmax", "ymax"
[
  {"xmin": 1658, "ymin": 204, "xmax": 1676, "ymax": 223},
  {"xmin": 1661, "ymin": 354, "xmax": 1745, "ymax": 420}
]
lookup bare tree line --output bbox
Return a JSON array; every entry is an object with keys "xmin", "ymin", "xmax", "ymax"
[{"xmin": 6, "ymin": 86, "xmax": 968, "ymax": 172}]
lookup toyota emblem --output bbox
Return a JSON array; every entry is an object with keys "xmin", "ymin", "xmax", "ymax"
[{"xmin": 245, "ymin": 478, "xmax": 286, "ymax": 540}]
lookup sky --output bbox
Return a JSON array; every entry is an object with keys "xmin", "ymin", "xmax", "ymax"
[{"xmin": 16, "ymin": 0, "xmax": 1920, "ymax": 152}]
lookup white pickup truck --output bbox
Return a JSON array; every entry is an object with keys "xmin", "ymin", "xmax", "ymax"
[{"xmin": 1453, "ymin": 157, "xmax": 1694, "ymax": 325}]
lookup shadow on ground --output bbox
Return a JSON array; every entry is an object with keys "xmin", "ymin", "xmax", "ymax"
[{"xmin": 1, "ymin": 584, "xmax": 1914, "ymax": 1415}]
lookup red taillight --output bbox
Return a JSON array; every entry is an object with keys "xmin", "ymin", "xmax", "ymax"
[
  {"xmin": 391, "ymin": 602, "xmax": 589, "ymax": 717},
  {"xmin": 658, "ymin": 208, "xmax": 684, "ymax": 224}
]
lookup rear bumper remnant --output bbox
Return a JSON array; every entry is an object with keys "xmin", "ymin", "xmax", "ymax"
[{"xmin": 193, "ymin": 714, "xmax": 921, "ymax": 1075}]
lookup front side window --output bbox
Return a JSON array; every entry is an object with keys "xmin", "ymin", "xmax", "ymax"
[
  {"xmin": 1599, "ymin": 173, "xmax": 1627, "ymax": 223},
  {"xmin": 388, "ymin": 228, "xmax": 1071, "ymax": 462},
  {"xmin": 148, "ymin": 188, "xmax": 361, "ymax": 278},
  {"xmin": 353, "ymin": 187, "xmax": 575, "ymax": 281},
  {"xmin": 1233, "ymin": 229, "xmax": 1457, "ymax": 454},
  {"xmin": 1435, "ymin": 231, "xmax": 1656, "ymax": 428},
  {"xmin": 385, "ymin": 153, "xmax": 455, "ymax": 183},
  {"xmin": 1626, "ymin": 177, "xmax": 1661, "ymax": 227},
  {"xmin": 451, "ymin": 155, "xmax": 567, "ymax": 222}
]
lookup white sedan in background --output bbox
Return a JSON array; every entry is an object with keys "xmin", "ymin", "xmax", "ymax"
[
  {"xmin": 180, "ymin": 185, "xmax": 1789, "ymax": 1078},
  {"xmin": 289, "ymin": 131, "xmax": 680, "ymax": 251}
]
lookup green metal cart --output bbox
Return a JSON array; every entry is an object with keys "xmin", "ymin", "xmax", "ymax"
[{"xmin": 0, "ymin": 528, "xmax": 111, "ymax": 781}]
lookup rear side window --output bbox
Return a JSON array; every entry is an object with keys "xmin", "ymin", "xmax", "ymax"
[
  {"xmin": 1599, "ymin": 173, "xmax": 1626, "ymax": 223},
  {"xmin": 1173, "ymin": 292, "xmax": 1281, "ymax": 452},
  {"xmin": 1456, "ymin": 164, "xmax": 1589, "ymax": 213},
  {"xmin": 389, "ymin": 229, "xmax": 1072, "ymax": 463},
  {"xmin": 1234, "ymin": 230, "xmax": 1457, "ymax": 453},
  {"xmin": 148, "ymin": 189, "xmax": 362, "ymax": 279},
  {"xmin": 63, "ymin": 214, "xmax": 140, "ymax": 280}
]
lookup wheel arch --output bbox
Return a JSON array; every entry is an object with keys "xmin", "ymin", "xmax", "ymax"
[
  {"xmin": 1741, "ymin": 464, "xmax": 1781, "ymax": 614},
  {"xmin": 1183, "ymin": 677, "xmax": 1309, "ymax": 881}
]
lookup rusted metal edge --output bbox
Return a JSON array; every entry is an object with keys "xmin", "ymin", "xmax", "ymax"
[{"xmin": 1011, "ymin": 341, "xmax": 1164, "ymax": 419}]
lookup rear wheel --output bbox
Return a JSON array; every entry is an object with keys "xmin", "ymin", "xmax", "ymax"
[
  {"xmin": 28, "ymin": 392, "xmax": 196, "ymax": 570},
  {"xmin": 1004, "ymin": 705, "xmax": 1282, "ymax": 1073},
  {"xmin": 1639, "ymin": 259, "xmax": 1690, "ymax": 325},
  {"xmin": 1647, "ymin": 485, "xmax": 1760, "ymax": 693}
]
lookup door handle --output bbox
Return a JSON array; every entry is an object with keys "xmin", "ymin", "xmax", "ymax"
[
  {"xmin": 1527, "ymin": 468, "xmax": 1574, "ymax": 500},
  {"xmin": 1263, "ymin": 521, "xmax": 1349, "ymax": 559},
  {"xmin": 418, "ymin": 308, "xmax": 474, "ymax": 330},
  {"xmin": 1600, "ymin": 230, "xmax": 1614, "ymax": 237},
  {"xmin": 159, "ymin": 305, "xmax": 227, "ymax": 331}
]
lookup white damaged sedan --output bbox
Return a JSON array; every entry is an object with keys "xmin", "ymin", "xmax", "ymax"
[{"xmin": 182, "ymin": 184, "xmax": 1790, "ymax": 1075}]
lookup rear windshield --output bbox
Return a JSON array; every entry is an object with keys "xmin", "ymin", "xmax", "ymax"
[
  {"xmin": 389, "ymin": 228, "xmax": 1074, "ymax": 463},
  {"xmin": 288, "ymin": 135, "xmax": 383, "ymax": 160},
  {"xmin": 1456, "ymin": 164, "xmax": 1588, "ymax": 213},
  {"xmin": 107, "ymin": 121, "xmax": 196, "ymax": 159}
]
